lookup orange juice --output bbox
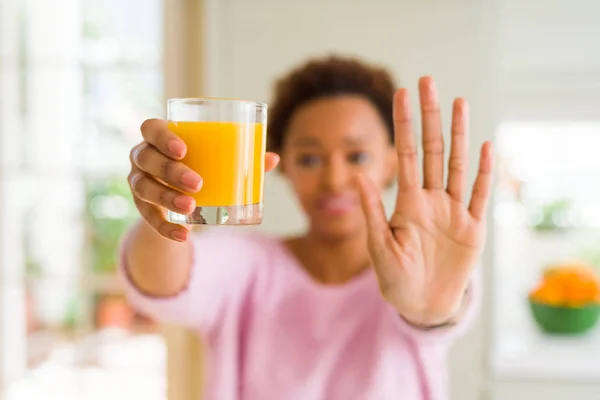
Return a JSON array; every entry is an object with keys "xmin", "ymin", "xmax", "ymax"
[{"xmin": 168, "ymin": 121, "xmax": 266, "ymax": 207}]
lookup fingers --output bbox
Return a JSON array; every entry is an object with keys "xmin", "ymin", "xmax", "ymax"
[
  {"xmin": 468, "ymin": 141, "xmax": 494, "ymax": 220},
  {"xmin": 356, "ymin": 174, "xmax": 399, "ymax": 284},
  {"xmin": 419, "ymin": 77, "xmax": 445, "ymax": 190},
  {"xmin": 133, "ymin": 196, "xmax": 190, "ymax": 242},
  {"xmin": 393, "ymin": 89, "xmax": 419, "ymax": 192},
  {"xmin": 130, "ymin": 142, "xmax": 202, "ymax": 193},
  {"xmin": 265, "ymin": 152, "xmax": 280, "ymax": 172},
  {"xmin": 357, "ymin": 174, "xmax": 389, "ymax": 240},
  {"xmin": 128, "ymin": 169, "xmax": 196, "ymax": 214},
  {"xmin": 446, "ymin": 98, "xmax": 469, "ymax": 202},
  {"xmin": 140, "ymin": 118, "xmax": 187, "ymax": 160}
]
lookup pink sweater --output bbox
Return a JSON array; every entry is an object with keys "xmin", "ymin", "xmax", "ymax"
[{"xmin": 120, "ymin": 228, "xmax": 480, "ymax": 400}]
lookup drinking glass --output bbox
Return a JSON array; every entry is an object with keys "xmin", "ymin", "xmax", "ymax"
[{"xmin": 166, "ymin": 98, "xmax": 267, "ymax": 225}]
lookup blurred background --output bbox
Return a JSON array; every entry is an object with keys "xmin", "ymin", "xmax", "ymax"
[{"xmin": 1, "ymin": 0, "xmax": 600, "ymax": 399}]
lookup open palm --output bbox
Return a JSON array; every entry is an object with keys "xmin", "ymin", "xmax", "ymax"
[{"xmin": 358, "ymin": 77, "xmax": 493, "ymax": 326}]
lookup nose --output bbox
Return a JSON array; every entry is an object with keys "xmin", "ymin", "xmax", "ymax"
[{"xmin": 321, "ymin": 155, "xmax": 352, "ymax": 193}]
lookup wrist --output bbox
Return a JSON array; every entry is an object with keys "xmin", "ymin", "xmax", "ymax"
[{"xmin": 401, "ymin": 285, "xmax": 471, "ymax": 330}]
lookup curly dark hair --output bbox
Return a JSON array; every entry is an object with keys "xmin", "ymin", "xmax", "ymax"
[{"xmin": 267, "ymin": 55, "xmax": 397, "ymax": 153}]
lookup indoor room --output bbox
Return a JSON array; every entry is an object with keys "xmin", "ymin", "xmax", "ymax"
[{"xmin": 1, "ymin": 0, "xmax": 599, "ymax": 399}]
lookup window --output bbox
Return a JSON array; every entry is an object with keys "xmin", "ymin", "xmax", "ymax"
[{"xmin": 0, "ymin": 0, "xmax": 167, "ymax": 398}]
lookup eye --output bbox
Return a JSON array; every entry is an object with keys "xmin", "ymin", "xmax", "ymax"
[
  {"xmin": 297, "ymin": 154, "xmax": 321, "ymax": 168},
  {"xmin": 348, "ymin": 151, "xmax": 370, "ymax": 165}
]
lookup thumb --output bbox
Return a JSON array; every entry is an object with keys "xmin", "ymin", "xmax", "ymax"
[
  {"xmin": 356, "ymin": 174, "xmax": 398, "ymax": 283},
  {"xmin": 356, "ymin": 174, "xmax": 388, "ymax": 237},
  {"xmin": 265, "ymin": 152, "xmax": 280, "ymax": 173}
]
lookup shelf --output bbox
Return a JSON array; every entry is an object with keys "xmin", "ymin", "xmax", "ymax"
[
  {"xmin": 492, "ymin": 323, "xmax": 600, "ymax": 382},
  {"xmin": 492, "ymin": 222, "xmax": 600, "ymax": 382},
  {"xmin": 492, "ymin": 199, "xmax": 600, "ymax": 382}
]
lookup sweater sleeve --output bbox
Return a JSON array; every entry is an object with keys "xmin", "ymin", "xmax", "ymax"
[{"xmin": 118, "ymin": 227, "xmax": 269, "ymax": 333}]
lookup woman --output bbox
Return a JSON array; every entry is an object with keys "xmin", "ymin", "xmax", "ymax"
[{"xmin": 121, "ymin": 56, "xmax": 493, "ymax": 400}]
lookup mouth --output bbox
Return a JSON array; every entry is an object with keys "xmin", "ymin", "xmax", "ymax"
[{"xmin": 316, "ymin": 195, "xmax": 359, "ymax": 216}]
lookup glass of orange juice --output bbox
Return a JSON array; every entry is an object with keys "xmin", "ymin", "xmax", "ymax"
[{"xmin": 166, "ymin": 98, "xmax": 267, "ymax": 225}]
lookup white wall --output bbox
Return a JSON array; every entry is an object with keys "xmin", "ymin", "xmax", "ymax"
[
  {"xmin": 202, "ymin": 1, "xmax": 499, "ymax": 399},
  {"xmin": 498, "ymin": 0, "xmax": 600, "ymax": 121}
]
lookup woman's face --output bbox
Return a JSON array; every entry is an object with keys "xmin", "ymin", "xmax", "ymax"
[{"xmin": 281, "ymin": 95, "xmax": 396, "ymax": 239}]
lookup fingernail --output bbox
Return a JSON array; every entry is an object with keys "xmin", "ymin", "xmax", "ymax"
[
  {"xmin": 172, "ymin": 230, "xmax": 188, "ymax": 241},
  {"xmin": 174, "ymin": 195, "xmax": 195, "ymax": 211},
  {"xmin": 168, "ymin": 140, "xmax": 186, "ymax": 158},
  {"xmin": 181, "ymin": 171, "xmax": 202, "ymax": 191}
]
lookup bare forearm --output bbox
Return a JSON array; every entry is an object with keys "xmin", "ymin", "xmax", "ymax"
[{"xmin": 125, "ymin": 220, "xmax": 193, "ymax": 297}]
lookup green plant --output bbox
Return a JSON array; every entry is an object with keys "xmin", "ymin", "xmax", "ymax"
[
  {"xmin": 84, "ymin": 176, "xmax": 138, "ymax": 274},
  {"xmin": 531, "ymin": 198, "xmax": 572, "ymax": 232},
  {"xmin": 23, "ymin": 207, "xmax": 43, "ymax": 278}
]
